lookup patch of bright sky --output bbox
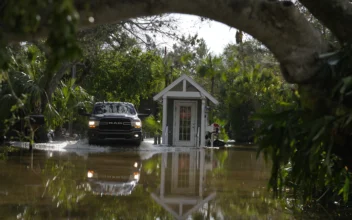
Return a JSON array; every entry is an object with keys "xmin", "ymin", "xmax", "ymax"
[{"xmin": 157, "ymin": 14, "xmax": 237, "ymax": 55}]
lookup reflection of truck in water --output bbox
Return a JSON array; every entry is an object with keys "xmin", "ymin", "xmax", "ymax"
[{"xmin": 86, "ymin": 152, "xmax": 142, "ymax": 196}]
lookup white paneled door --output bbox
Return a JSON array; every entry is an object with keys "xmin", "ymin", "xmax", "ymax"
[{"xmin": 174, "ymin": 101, "xmax": 197, "ymax": 147}]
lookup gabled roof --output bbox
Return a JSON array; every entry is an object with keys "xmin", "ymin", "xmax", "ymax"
[
  {"xmin": 153, "ymin": 74, "xmax": 219, "ymax": 105},
  {"xmin": 151, "ymin": 192, "xmax": 217, "ymax": 220}
]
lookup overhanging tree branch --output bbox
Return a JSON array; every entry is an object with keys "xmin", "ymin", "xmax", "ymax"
[
  {"xmin": 299, "ymin": 0, "xmax": 352, "ymax": 44},
  {"xmin": 2, "ymin": 0, "xmax": 330, "ymax": 84}
]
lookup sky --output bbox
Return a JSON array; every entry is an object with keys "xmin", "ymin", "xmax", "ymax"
[{"xmin": 157, "ymin": 14, "xmax": 238, "ymax": 55}]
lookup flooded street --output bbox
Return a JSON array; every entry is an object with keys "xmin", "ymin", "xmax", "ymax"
[{"xmin": 0, "ymin": 140, "xmax": 291, "ymax": 219}]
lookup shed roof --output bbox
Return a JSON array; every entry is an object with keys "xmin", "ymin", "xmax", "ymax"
[{"xmin": 153, "ymin": 74, "xmax": 219, "ymax": 105}]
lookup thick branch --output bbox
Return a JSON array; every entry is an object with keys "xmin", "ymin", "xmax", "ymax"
[
  {"xmin": 78, "ymin": 0, "xmax": 329, "ymax": 83},
  {"xmin": 299, "ymin": 0, "xmax": 352, "ymax": 44},
  {"xmin": 3, "ymin": 0, "xmax": 330, "ymax": 83},
  {"xmin": 42, "ymin": 62, "xmax": 72, "ymax": 110}
]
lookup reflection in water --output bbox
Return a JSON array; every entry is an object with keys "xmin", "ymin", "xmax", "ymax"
[
  {"xmin": 0, "ymin": 147, "xmax": 292, "ymax": 219},
  {"xmin": 151, "ymin": 150, "xmax": 216, "ymax": 220},
  {"xmin": 86, "ymin": 153, "xmax": 142, "ymax": 196}
]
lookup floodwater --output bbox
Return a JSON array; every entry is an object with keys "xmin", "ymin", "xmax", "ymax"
[{"xmin": 0, "ymin": 139, "xmax": 292, "ymax": 220}]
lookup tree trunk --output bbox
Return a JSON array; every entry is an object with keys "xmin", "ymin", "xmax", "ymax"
[{"xmin": 41, "ymin": 62, "xmax": 72, "ymax": 112}]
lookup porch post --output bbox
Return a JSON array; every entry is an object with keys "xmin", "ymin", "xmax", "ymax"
[
  {"xmin": 162, "ymin": 95, "xmax": 167, "ymax": 145},
  {"xmin": 199, "ymin": 149, "xmax": 205, "ymax": 197},
  {"xmin": 200, "ymin": 96, "xmax": 206, "ymax": 147},
  {"xmin": 160, "ymin": 153, "xmax": 167, "ymax": 198}
]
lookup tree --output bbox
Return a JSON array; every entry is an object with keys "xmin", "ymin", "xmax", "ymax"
[
  {"xmin": 197, "ymin": 54, "xmax": 224, "ymax": 97},
  {"xmin": 166, "ymin": 35, "xmax": 209, "ymax": 78},
  {"xmin": 215, "ymin": 41, "xmax": 292, "ymax": 142},
  {"xmin": 82, "ymin": 48, "xmax": 163, "ymax": 106},
  {"xmin": 0, "ymin": 44, "xmax": 56, "ymax": 145},
  {"xmin": 0, "ymin": 43, "xmax": 92, "ymax": 142}
]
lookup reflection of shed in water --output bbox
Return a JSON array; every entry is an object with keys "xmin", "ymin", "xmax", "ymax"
[{"xmin": 151, "ymin": 150, "xmax": 216, "ymax": 220}]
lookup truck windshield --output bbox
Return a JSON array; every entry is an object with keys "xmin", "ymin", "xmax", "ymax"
[{"xmin": 93, "ymin": 103, "xmax": 136, "ymax": 115}]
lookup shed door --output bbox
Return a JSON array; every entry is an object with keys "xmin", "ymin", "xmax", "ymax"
[{"xmin": 174, "ymin": 101, "xmax": 197, "ymax": 147}]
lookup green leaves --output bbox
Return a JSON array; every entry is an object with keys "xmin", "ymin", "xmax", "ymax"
[
  {"xmin": 45, "ymin": 0, "xmax": 81, "ymax": 70},
  {"xmin": 221, "ymin": 46, "xmax": 292, "ymax": 142},
  {"xmin": 255, "ymin": 45, "xmax": 352, "ymax": 207},
  {"xmin": 48, "ymin": 78, "xmax": 92, "ymax": 129},
  {"xmin": 142, "ymin": 115, "xmax": 161, "ymax": 135},
  {"xmin": 339, "ymin": 174, "xmax": 350, "ymax": 202},
  {"xmin": 83, "ymin": 48, "xmax": 162, "ymax": 106},
  {"xmin": 1, "ymin": 0, "xmax": 82, "ymax": 72}
]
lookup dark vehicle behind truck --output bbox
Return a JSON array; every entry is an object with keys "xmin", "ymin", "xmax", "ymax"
[
  {"xmin": 1, "ymin": 115, "xmax": 47, "ymax": 144},
  {"xmin": 79, "ymin": 102, "xmax": 143, "ymax": 145}
]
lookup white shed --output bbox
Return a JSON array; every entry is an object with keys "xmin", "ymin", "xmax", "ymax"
[{"xmin": 153, "ymin": 74, "xmax": 219, "ymax": 147}]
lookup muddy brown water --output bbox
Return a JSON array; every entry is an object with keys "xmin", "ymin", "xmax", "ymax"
[{"xmin": 0, "ymin": 142, "xmax": 292, "ymax": 219}]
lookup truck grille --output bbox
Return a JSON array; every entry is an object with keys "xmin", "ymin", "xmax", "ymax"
[{"xmin": 99, "ymin": 118, "xmax": 131, "ymax": 130}]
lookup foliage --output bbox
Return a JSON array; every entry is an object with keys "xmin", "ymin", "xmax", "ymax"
[
  {"xmin": 162, "ymin": 35, "xmax": 209, "ymax": 81},
  {"xmin": 0, "ymin": 146, "xmax": 19, "ymax": 161},
  {"xmin": 0, "ymin": 0, "xmax": 81, "ymax": 71},
  {"xmin": 82, "ymin": 48, "xmax": 163, "ymax": 106},
  {"xmin": 214, "ymin": 41, "xmax": 293, "ymax": 142},
  {"xmin": 0, "ymin": 43, "xmax": 91, "ymax": 140},
  {"xmin": 209, "ymin": 118, "xmax": 229, "ymax": 142},
  {"xmin": 256, "ymin": 45, "xmax": 352, "ymax": 206},
  {"xmin": 1, "ymin": 44, "xmax": 46, "ymax": 114},
  {"xmin": 142, "ymin": 115, "xmax": 162, "ymax": 136},
  {"xmin": 0, "ymin": 7, "xmax": 187, "ymax": 139},
  {"xmin": 197, "ymin": 54, "xmax": 225, "ymax": 99},
  {"xmin": 0, "ymin": 45, "xmax": 47, "ymax": 143},
  {"xmin": 47, "ymin": 78, "xmax": 92, "ymax": 131}
]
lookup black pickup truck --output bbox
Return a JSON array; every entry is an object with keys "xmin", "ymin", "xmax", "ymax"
[{"xmin": 79, "ymin": 102, "xmax": 143, "ymax": 145}]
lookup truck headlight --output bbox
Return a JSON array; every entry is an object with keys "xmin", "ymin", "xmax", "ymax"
[
  {"xmin": 87, "ymin": 170, "xmax": 94, "ymax": 178},
  {"xmin": 89, "ymin": 121, "xmax": 99, "ymax": 128},
  {"xmin": 132, "ymin": 120, "xmax": 141, "ymax": 128},
  {"xmin": 133, "ymin": 172, "xmax": 140, "ymax": 180}
]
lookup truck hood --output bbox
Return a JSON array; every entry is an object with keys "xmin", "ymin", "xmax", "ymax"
[{"xmin": 90, "ymin": 113, "xmax": 139, "ymax": 120}]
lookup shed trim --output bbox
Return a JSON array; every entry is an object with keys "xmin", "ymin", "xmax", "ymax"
[{"xmin": 153, "ymin": 74, "xmax": 219, "ymax": 105}]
